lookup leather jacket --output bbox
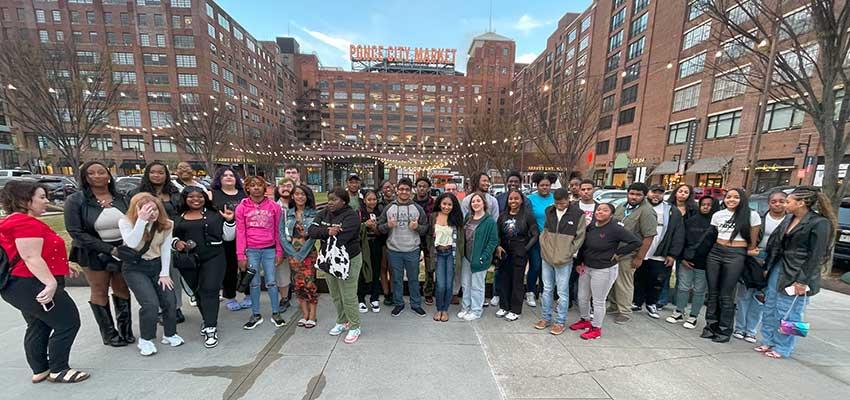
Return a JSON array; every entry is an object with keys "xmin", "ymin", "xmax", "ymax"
[
  {"xmin": 64, "ymin": 190, "xmax": 129, "ymax": 266},
  {"xmin": 764, "ymin": 211, "xmax": 831, "ymax": 296}
]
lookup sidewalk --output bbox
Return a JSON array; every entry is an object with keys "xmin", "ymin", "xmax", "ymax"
[{"xmin": 1, "ymin": 287, "xmax": 849, "ymax": 400}]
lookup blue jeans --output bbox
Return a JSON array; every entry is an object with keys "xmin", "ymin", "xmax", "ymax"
[
  {"xmin": 461, "ymin": 258, "xmax": 487, "ymax": 317},
  {"xmin": 434, "ymin": 250, "xmax": 455, "ymax": 312},
  {"xmin": 388, "ymin": 250, "xmax": 422, "ymax": 308},
  {"xmin": 247, "ymin": 248, "xmax": 280, "ymax": 315},
  {"xmin": 760, "ymin": 265, "xmax": 809, "ymax": 357},
  {"xmin": 526, "ymin": 242, "xmax": 542, "ymax": 294},
  {"xmin": 734, "ymin": 285, "xmax": 764, "ymax": 337},
  {"xmin": 541, "ymin": 260, "xmax": 572, "ymax": 325},
  {"xmin": 674, "ymin": 266, "xmax": 707, "ymax": 318}
]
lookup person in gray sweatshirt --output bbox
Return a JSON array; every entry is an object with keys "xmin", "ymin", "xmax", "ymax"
[{"xmin": 378, "ymin": 178, "xmax": 430, "ymax": 317}]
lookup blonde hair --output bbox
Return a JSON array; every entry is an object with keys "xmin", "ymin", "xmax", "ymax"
[{"xmin": 126, "ymin": 192, "xmax": 172, "ymax": 239}]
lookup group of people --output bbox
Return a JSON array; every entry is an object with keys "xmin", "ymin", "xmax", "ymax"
[{"xmin": 0, "ymin": 164, "xmax": 836, "ymax": 384}]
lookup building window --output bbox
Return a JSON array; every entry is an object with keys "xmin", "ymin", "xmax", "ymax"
[
  {"xmin": 77, "ymin": 51, "xmax": 99, "ymax": 64},
  {"xmin": 178, "ymin": 74, "xmax": 198, "ymax": 87},
  {"xmin": 774, "ymin": 43, "xmax": 819, "ymax": 83},
  {"xmin": 596, "ymin": 140, "xmax": 610, "ymax": 155},
  {"xmin": 727, "ymin": 1, "xmax": 757, "ymax": 25},
  {"xmin": 172, "ymin": 0, "xmax": 191, "ymax": 8},
  {"xmin": 603, "ymin": 75, "xmax": 618, "ymax": 93},
  {"xmin": 211, "ymin": 79, "xmax": 220, "ymax": 92},
  {"xmin": 111, "ymin": 52, "xmax": 134, "ymax": 65},
  {"xmin": 608, "ymin": 31, "xmax": 623, "ymax": 52},
  {"xmin": 113, "ymin": 71, "xmax": 137, "ymax": 84},
  {"xmin": 222, "ymin": 68, "xmax": 234, "ymax": 83},
  {"xmin": 90, "ymin": 136, "xmax": 113, "ymax": 151},
  {"xmin": 682, "ymin": 22, "xmax": 711, "ymax": 50},
  {"xmin": 621, "ymin": 85, "xmax": 638, "ymax": 106},
  {"xmin": 706, "ymin": 110, "xmax": 741, "ymax": 139},
  {"xmin": 176, "ymin": 55, "xmax": 197, "ymax": 68},
  {"xmin": 173, "ymin": 35, "xmax": 194, "ymax": 49},
  {"xmin": 35, "ymin": 9, "xmax": 45, "ymax": 23},
  {"xmin": 121, "ymin": 135, "xmax": 145, "ymax": 151},
  {"xmin": 623, "ymin": 62, "xmax": 640, "ymax": 84},
  {"xmin": 56, "ymin": 31, "xmax": 65, "ymax": 41},
  {"xmin": 146, "ymin": 91, "xmax": 171, "ymax": 104},
  {"xmin": 630, "ymin": 12, "xmax": 648, "ymax": 37},
  {"xmin": 579, "ymin": 36, "xmax": 590, "ymax": 52},
  {"xmin": 780, "ymin": 7, "xmax": 813, "ymax": 40},
  {"xmin": 618, "ymin": 107, "xmax": 636, "ymax": 125},
  {"xmin": 763, "ymin": 102, "xmax": 805, "ymax": 131},
  {"xmin": 687, "ymin": 0, "xmax": 706, "ymax": 21},
  {"xmin": 144, "ymin": 72, "xmax": 169, "ymax": 85},
  {"xmin": 615, "ymin": 136, "xmax": 632, "ymax": 152},
  {"xmin": 606, "ymin": 52, "xmax": 621, "ymax": 73},
  {"xmin": 567, "ymin": 28, "xmax": 577, "ymax": 43},
  {"xmin": 38, "ymin": 30, "xmax": 48, "ymax": 43},
  {"xmin": 149, "ymin": 110, "xmax": 170, "ymax": 127},
  {"xmin": 712, "ymin": 66, "xmax": 750, "ymax": 101},
  {"xmin": 672, "ymin": 83, "xmax": 700, "ymax": 112},
  {"xmin": 153, "ymin": 138, "xmax": 176, "ymax": 153},
  {"xmin": 118, "ymin": 110, "xmax": 142, "ymax": 127},
  {"xmin": 217, "ymin": 14, "xmax": 230, "ymax": 31},
  {"xmin": 627, "ymin": 37, "xmax": 645, "ymax": 60},
  {"xmin": 679, "ymin": 52, "xmax": 706, "ymax": 79},
  {"xmin": 633, "ymin": 0, "xmax": 650, "ymax": 14},
  {"xmin": 143, "ymin": 53, "xmax": 167, "ymax": 66},
  {"xmin": 139, "ymin": 33, "xmax": 151, "ymax": 47},
  {"xmin": 611, "ymin": 9, "xmax": 626, "ymax": 32},
  {"xmin": 602, "ymin": 94, "xmax": 616, "ymax": 112},
  {"xmin": 599, "ymin": 115, "xmax": 613, "ymax": 130},
  {"xmin": 207, "ymin": 23, "xmax": 215, "ymax": 38},
  {"xmin": 668, "ymin": 120, "xmax": 695, "ymax": 144},
  {"xmin": 581, "ymin": 15, "xmax": 592, "ymax": 32},
  {"xmin": 718, "ymin": 36, "xmax": 753, "ymax": 63}
]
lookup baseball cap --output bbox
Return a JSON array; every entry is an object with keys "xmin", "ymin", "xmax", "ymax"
[
  {"xmin": 649, "ymin": 184, "xmax": 665, "ymax": 192},
  {"xmin": 347, "ymin": 173, "xmax": 361, "ymax": 182}
]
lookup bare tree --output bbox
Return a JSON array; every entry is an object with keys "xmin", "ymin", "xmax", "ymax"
[
  {"xmin": 250, "ymin": 126, "xmax": 286, "ymax": 178},
  {"xmin": 700, "ymin": 0, "xmax": 850, "ymax": 206},
  {"xmin": 461, "ymin": 112, "xmax": 524, "ymax": 183},
  {"xmin": 516, "ymin": 75, "xmax": 601, "ymax": 184},
  {"xmin": 0, "ymin": 40, "xmax": 122, "ymax": 174},
  {"xmin": 168, "ymin": 94, "xmax": 237, "ymax": 176}
]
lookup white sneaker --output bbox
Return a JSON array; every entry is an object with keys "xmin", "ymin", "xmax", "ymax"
[
  {"xmin": 526, "ymin": 292, "xmax": 537, "ymax": 307},
  {"xmin": 646, "ymin": 304, "xmax": 660, "ymax": 319},
  {"xmin": 329, "ymin": 323, "xmax": 349, "ymax": 336},
  {"xmin": 732, "ymin": 331, "xmax": 745, "ymax": 340},
  {"xmin": 370, "ymin": 301, "xmax": 381, "ymax": 313},
  {"xmin": 495, "ymin": 309, "xmax": 508, "ymax": 318},
  {"xmin": 358, "ymin": 303, "xmax": 368, "ymax": 313},
  {"xmin": 202, "ymin": 327, "xmax": 218, "ymax": 348},
  {"xmin": 161, "ymin": 334, "xmax": 185, "ymax": 347},
  {"xmin": 462, "ymin": 313, "xmax": 480, "ymax": 321},
  {"xmin": 457, "ymin": 310, "xmax": 469, "ymax": 319},
  {"xmin": 344, "ymin": 328, "xmax": 361, "ymax": 344},
  {"xmin": 683, "ymin": 316, "xmax": 698, "ymax": 329},
  {"xmin": 189, "ymin": 296, "xmax": 198, "ymax": 307},
  {"xmin": 138, "ymin": 339, "xmax": 157, "ymax": 356},
  {"xmin": 490, "ymin": 296, "xmax": 500, "ymax": 307},
  {"xmin": 505, "ymin": 312, "xmax": 519, "ymax": 321}
]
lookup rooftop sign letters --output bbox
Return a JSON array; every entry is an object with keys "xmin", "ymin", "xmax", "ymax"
[{"xmin": 350, "ymin": 45, "xmax": 457, "ymax": 65}]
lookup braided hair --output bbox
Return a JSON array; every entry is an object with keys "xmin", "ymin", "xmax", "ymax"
[{"xmin": 788, "ymin": 186, "xmax": 837, "ymax": 237}]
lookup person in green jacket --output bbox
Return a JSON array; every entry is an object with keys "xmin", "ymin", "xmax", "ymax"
[
  {"xmin": 457, "ymin": 193, "xmax": 500, "ymax": 321},
  {"xmin": 426, "ymin": 193, "xmax": 465, "ymax": 322}
]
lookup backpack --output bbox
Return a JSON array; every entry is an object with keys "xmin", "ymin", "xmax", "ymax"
[{"xmin": 0, "ymin": 241, "xmax": 21, "ymax": 290}]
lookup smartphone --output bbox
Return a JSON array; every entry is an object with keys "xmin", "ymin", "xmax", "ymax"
[
  {"xmin": 370, "ymin": 214, "xmax": 376, "ymax": 221},
  {"xmin": 42, "ymin": 301, "xmax": 55, "ymax": 312},
  {"xmin": 785, "ymin": 285, "xmax": 807, "ymax": 295}
]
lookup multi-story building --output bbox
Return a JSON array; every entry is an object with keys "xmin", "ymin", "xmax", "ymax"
[
  {"xmin": 0, "ymin": 0, "xmax": 289, "ymax": 176},
  {"xmin": 515, "ymin": 0, "xmax": 849, "ymax": 192}
]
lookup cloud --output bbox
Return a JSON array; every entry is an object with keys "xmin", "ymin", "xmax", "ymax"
[
  {"xmin": 302, "ymin": 27, "xmax": 352, "ymax": 55},
  {"xmin": 516, "ymin": 53, "xmax": 537, "ymax": 63},
  {"xmin": 514, "ymin": 14, "xmax": 543, "ymax": 34}
]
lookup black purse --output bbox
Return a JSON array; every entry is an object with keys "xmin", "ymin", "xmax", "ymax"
[
  {"xmin": 174, "ymin": 251, "xmax": 199, "ymax": 271},
  {"xmin": 116, "ymin": 236, "xmax": 154, "ymax": 265},
  {"xmin": 237, "ymin": 269, "xmax": 256, "ymax": 293}
]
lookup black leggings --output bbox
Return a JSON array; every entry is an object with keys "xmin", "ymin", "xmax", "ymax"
[
  {"xmin": 221, "ymin": 240, "xmax": 248, "ymax": 299},
  {"xmin": 705, "ymin": 244, "xmax": 747, "ymax": 336},
  {"xmin": 499, "ymin": 248, "xmax": 527, "ymax": 314},
  {"xmin": 0, "ymin": 276, "xmax": 81, "ymax": 374},
  {"xmin": 180, "ymin": 249, "xmax": 227, "ymax": 328},
  {"xmin": 358, "ymin": 238, "xmax": 384, "ymax": 303}
]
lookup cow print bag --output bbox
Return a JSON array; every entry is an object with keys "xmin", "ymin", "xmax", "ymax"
[{"xmin": 316, "ymin": 235, "xmax": 351, "ymax": 280}]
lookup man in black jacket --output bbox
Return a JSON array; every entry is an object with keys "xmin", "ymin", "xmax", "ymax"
[{"xmin": 633, "ymin": 185, "xmax": 684, "ymax": 319}]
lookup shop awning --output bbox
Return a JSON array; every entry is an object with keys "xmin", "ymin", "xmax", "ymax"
[
  {"xmin": 687, "ymin": 156, "xmax": 731, "ymax": 174},
  {"xmin": 650, "ymin": 161, "xmax": 680, "ymax": 176},
  {"xmin": 120, "ymin": 159, "xmax": 146, "ymax": 169}
]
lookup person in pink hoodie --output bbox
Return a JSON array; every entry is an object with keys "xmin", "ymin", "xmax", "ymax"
[{"xmin": 236, "ymin": 176, "xmax": 286, "ymax": 330}]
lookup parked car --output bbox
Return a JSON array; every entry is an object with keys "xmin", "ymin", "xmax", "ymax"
[
  {"xmin": 609, "ymin": 197, "xmax": 628, "ymax": 208},
  {"xmin": 521, "ymin": 184, "xmax": 532, "ymax": 195},
  {"xmin": 0, "ymin": 176, "xmax": 37, "ymax": 191},
  {"xmin": 116, "ymin": 176, "xmax": 185, "ymax": 196},
  {"xmin": 693, "ymin": 187, "xmax": 726, "ymax": 200},
  {"xmin": 834, "ymin": 197, "xmax": 850, "ymax": 265},
  {"xmin": 490, "ymin": 184, "xmax": 506, "ymax": 196},
  {"xmin": 593, "ymin": 189, "xmax": 627, "ymax": 203},
  {"xmin": 36, "ymin": 175, "xmax": 78, "ymax": 202},
  {"xmin": 0, "ymin": 169, "xmax": 33, "ymax": 177},
  {"xmin": 429, "ymin": 187, "xmax": 444, "ymax": 198}
]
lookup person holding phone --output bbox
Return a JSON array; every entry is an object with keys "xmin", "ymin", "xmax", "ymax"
[
  {"xmin": 0, "ymin": 180, "xmax": 88, "ymax": 383},
  {"xmin": 120, "ymin": 193, "xmax": 183, "ymax": 356}
]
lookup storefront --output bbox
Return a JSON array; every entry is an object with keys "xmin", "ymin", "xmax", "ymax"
[
  {"xmin": 120, "ymin": 159, "xmax": 146, "ymax": 176},
  {"xmin": 688, "ymin": 156, "xmax": 731, "ymax": 188},
  {"xmin": 752, "ymin": 158, "xmax": 794, "ymax": 194},
  {"xmin": 649, "ymin": 160, "xmax": 682, "ymax": 189},
  {"xmin": 611, "ymin": 154, "xmax": 630, "ymax": 188}
]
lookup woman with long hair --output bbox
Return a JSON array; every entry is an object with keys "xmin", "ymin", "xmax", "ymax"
[
  {"xmin": 172, "ymin": 187, "xmax": 235, "ymax": 348},
  {"xmin": 0, "ymin": 180, "xmax": 88, "ymax": 383},
  {"xmin": 756, "ymin": 187, "xmax": 835, "ymax": 359},
  {"xmin": 457, "ymin": 193, "xmax": 500, "ymax": 321},
  {"xmin": 495, "ymin": 189, "xmax": 538, "ymax": 321},
  {"xmin": 667, "ymin": 184, "xmax": 697, "ymax": 219},
  {"xmin": 702, "ymin": 188, "xmax": 761, "ymax": 343},
  {"xmin": 378, "ymin": 180, "xmax": 395, "ymax": 306},
  {"xmin": 525, "ymin": 172, "xmax": 558, "ymax": 308},
  {"xmin": 210, "ymin": 166, "xmax": 249, "ymax": 312},
  {"xmin": 281, "ymin": 185, "xmax": 319, "ymax": 328},
  {"xmin": 119, "ymin": 193, "xmax": 183, "ymax": 356},
  {"xmin": 358, "ymin": 189, "xmax": 385, "ymax": 314},
  {"xmin": 64, "ymin": 161, "xmax": 134, "ymax": 348},
  {"xmin": 427, "ymin": 192, "xmax": 465, "ymax": 322}
]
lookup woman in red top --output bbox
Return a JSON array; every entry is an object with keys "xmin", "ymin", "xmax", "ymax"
[{"xmin": 0, "ymin": 180, "xmax": 89, "ymax": 384}]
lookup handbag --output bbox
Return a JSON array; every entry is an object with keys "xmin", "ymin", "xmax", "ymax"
[
  {"xmin": 778, "ymin": 295, "xmax": 810, "ymax": 337},
  {"xmin": 316, "ymin": 235, "xmax": 351, "ymax": 280},
  {"xmin": 237, "ymin": 269, "xmax": 256, "ymax": 293},
  {"xmin": 173, "ymin": 250, "xmax": 199, "ymax": 271},
  {"xmin": 116, "ymin": 235, "xmax": 154, "ymax": 265}
]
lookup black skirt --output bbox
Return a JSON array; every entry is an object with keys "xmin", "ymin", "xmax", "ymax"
[{"xmin": 69, "ymin": 240, "xmax": 122, "ymax": 271}]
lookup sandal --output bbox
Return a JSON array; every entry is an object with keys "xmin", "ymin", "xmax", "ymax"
[
  {"xmin": 304, "ymin": 320, "xmax": 316, "ymax": 329},
  {"xmin": 225, "ymin": 300, "xmax": 241, "ymax": 312},
  {"xmin": 753, "ymin": 345, "xmax": 772, "ymax": 353},
  {"xmin": 440, "ymin": 312, "xmax": 449, "ymax": 322},
  {"xmin": 31, "ymin": 371, "xmax": 49, "ymax": 384},
  {"xmin": 765, "ymin": 350, "xmax": 783, "ymax": 359},
  {"xmin": 433, "ymin": 312, "xmax": 441, "ymax": 321},
  {"xmin": 47, "ymin": 369, "xmax": 90, "ymax": 384}
]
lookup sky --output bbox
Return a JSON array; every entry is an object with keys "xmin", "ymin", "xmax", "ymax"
[{"xmin": 215, "ymin": 0, "xmax": 593, "ymax": 71}]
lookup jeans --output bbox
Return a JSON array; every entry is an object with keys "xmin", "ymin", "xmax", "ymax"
[
  {"xmin": 578, "ymin": 266, "xmax": 619, "ymax": 328},
  {"xmin": 178, "ymin": 250, "xmax": 226, "ymax": 328},
  {"xmin": 327, "ymin": 254, "xmax": 363, "ymax": 329},
  {"xmin": 633, "ymin": 259, "xmax": 667, "ymax": 307},
  {"xmin": 541, "ymin": 260, "xmax": 572, "ymax": 325},
  {"xmin": 124, "ymin": 261, "xmax": 177, "ymax": 340},
  {"xmin": 657, "ymin": 269, "xmax": 672, "ymax": 307},
  {"xmin": 0, "ymin": 277, "xmax": 80, "ymax": 374},
  {"xmin": 247, "ymin": 247, "xmax": 280, "ymax": 315},
  {"xmin": 761, "ymin": 265, "xmax": 809, "ymax": 357},
  {"xmin": 460, "ymin": 258, "xmax": 487, "ymax": 317},
  {"xmin": 434, "ymin": 249, "xmax": 455, "ymax": 312},
  {"xmin": 734, "ymin": 285, "xmax": 764, "ymax": 337},
  {"xmin": 704, "ymin": 244, "xmax": 747, "ymax": 337},
  {"xmin": 388, "ymin": 249, "xmax": 422, "ymax": 308},
  {"xmin": 675, "ymin": 265, "xmax": 707, "ymax": 318},
  {"xmin": 526, "ymin": 242, "xmax": 542, "ymax": 294}
]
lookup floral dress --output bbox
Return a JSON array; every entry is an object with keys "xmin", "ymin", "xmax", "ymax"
[{"xmin": 288, "ymin": 215, "xmax": 319, "ymax": 304}]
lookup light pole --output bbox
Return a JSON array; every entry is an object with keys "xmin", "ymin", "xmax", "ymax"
[{"xmin": 793, "ymin": 134, "xmax": 813, "ymax": 186}]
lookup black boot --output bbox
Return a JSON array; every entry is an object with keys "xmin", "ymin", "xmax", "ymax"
[
  {"xmin": 90, "ymin": 301, "xmax": 127, "ymax": 347},
  {"xmin": 112, "ymin": 295, "xmax": 136, "ymax": 344}
]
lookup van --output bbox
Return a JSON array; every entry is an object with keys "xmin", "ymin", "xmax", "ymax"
[{"xmin": 0, "ymin": 169, "xmax": 33, "ymax": 177}]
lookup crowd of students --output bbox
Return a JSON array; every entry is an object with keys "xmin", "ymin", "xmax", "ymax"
[{"xmin": 0, "ymin": 165, "xmax": 837, "ymax": 384}]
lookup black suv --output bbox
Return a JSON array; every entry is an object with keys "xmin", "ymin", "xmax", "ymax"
[{"xmin": 834, "ymin": 197, "xmax": 850, "ymax": 265}]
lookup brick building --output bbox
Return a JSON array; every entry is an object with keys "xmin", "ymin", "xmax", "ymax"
[
  {"xmin": 0, "ymin": 0, "xmax": 292, "ymax": 176},
  {"xmin": 514, "ymin": 0, "xmax": 849, "ymax": 192}
]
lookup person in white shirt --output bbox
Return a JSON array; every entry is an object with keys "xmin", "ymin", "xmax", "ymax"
[
  {"xmin": 733, "ymin": 190, "xmax": 787, "ymax": 343},
  {"xmin": 577, "ymin": 179, "xmax": 598, "ymax": 226},
  {"xmin": 702, "ymin": 188, "xmax": 762, "ymax": 343}
]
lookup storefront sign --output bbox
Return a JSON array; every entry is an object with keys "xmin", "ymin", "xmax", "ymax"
[{"xmin": 350, "ymin": 44, "xmax": 457, "ymax": 65}]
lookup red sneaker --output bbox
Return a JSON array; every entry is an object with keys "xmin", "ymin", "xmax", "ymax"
[
  {"xmin": 569, "ymin": 319, "xmax": 593, "ymax": 331},
  {"xmin": 580, "ymin": 327, "xmax": 602, "ymax": 340}
]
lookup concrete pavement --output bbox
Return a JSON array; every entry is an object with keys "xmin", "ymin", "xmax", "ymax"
[{"xmin": 1, "ymin": 287, "xmax": 849, "ymax": 400}]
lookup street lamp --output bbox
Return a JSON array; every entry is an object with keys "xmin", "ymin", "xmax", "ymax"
[{"xmin": 792, "ymin": 134, "xmax": 813, "ymax": 185}]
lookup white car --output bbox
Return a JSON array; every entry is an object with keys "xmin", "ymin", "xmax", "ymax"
[
  {"xmin": 0, "ymin": 169, "xmax": 33, "ymax": 177},
  {"xmin": 490, "ymin": 184, "xmax": 506, "ymax": 196},
  {"xmin": 593, "ymin": 189, "xmax": 627, "ymax": 203}
]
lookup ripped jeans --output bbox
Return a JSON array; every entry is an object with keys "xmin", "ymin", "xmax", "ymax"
[{"xmin": 247, "ymin": 247, "xmax": 280, "ymax": 315}]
